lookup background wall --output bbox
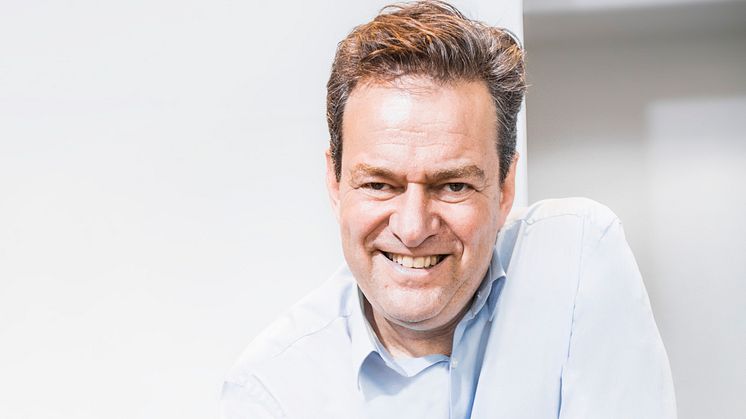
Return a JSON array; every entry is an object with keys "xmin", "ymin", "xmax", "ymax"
[
  {"xmin": 524, "ymin": 0, "xmax": 746, "ymax": 417},
  {"xmin": 5, "ymin": 0, "xmax": 742, "ymax": 417},
  {"xmin": 0, "ymin": 1, "xmax": 522, "ymax": 418}
]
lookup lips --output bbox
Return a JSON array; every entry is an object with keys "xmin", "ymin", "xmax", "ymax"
[{"xmin": 383, "ymin": 252, "xmax": 445, "ymax": 269}]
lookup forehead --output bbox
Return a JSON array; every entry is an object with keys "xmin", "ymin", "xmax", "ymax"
[
  {"xmin": 341, "ymin": 77, "xmax": 499, "ymax": 179},
  {"xmin": 344, "ymin": 77, "xmax": 495, "ymax": 134}
]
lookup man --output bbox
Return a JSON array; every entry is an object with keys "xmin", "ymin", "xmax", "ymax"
[{"xmin": 222, "ymin": 1, "xmax": 676, "ymax": 418}]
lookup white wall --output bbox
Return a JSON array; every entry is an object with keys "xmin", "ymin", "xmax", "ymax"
[
  {"xmin": 524, "ymin": 3, "xmax": 746, "ymax": 417},
  {"xmin": 0, "ymin": 1, "xmax": 524, "ymax": 418}
]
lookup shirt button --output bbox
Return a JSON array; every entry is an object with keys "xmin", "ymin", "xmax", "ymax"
[{"xmin": 452, "ymin": 359, "xmax": 459, "ymax": 369}]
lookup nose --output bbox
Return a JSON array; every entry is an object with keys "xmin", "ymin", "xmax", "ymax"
[{"xmin": 389, "ymin": 184, "xmax": 440, "ymax": 248}]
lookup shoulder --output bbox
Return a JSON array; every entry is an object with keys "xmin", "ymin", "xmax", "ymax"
[
  {"xmin": 222, "ymin": 267, "xmax": 362, "ymax": 417},
  {"xmin": 506, "ymin": 197, "xmax": 619, "ymax": 230},
  {"xmin": 225, "ymin": 267, "xmax": 357, "ymax": 387},
  {"xmin": 497, "ymin": 198, "xmax": 622, "ymax": 271}
]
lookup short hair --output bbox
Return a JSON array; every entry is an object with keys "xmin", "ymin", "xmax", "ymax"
[{"xmin": 326, "ymin": 0, "xmax": 526, "ymax": 185}]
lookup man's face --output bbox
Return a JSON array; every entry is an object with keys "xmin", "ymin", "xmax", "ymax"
[{"xmin": 326, "ymin": 76, "xmax": 515, "ymax": 332}]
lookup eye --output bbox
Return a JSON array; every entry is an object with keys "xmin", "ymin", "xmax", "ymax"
[
  {"xmin": 358, "ymin": 182, "xmax": 397, "ymax": 199},
  {"xmin": 446, "ymin": 183, "xmax": 467, "ymax": 192},
  {"xmin": 437, "ymin": 182, "xmax": 474, "ymax": 202},
  {"xmin": 363, "ymin": 182, "xmax": 390, "ymax": 191}
]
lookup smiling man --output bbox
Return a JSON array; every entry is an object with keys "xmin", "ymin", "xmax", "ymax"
[{"xmin": 222, "ymin": 2, "xmax": 676, "ymax": 418}]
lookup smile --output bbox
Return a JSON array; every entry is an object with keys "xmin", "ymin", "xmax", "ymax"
[{"xmin": 384, "ymin": 252, "xmax": 445, "ymax": 269}]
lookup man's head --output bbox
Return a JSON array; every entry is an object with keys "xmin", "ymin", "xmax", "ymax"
[{"xmin": 325, "ymin": 1, "xmax": 526, "ymax": 334}]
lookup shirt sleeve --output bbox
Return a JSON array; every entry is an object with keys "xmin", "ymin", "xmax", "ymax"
[
  {"xmin": 221, "ymin": 375, "xmax": 287, "ymax": 419},
  {"xmin": 558, "ymin": 218, "xmax": 677, "ymax": 419}
]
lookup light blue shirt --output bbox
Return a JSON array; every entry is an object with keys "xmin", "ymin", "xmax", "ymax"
[{"xmin": 221, "ymin": 198, "xmax": 677, "ymax": 418}]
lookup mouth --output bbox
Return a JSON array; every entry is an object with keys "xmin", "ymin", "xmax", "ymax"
[{"xmin": 383, "ymin": 252, "xmax": 447, "ymax": 269}]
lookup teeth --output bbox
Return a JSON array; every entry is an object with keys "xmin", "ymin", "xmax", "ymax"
[
  {"xmin": 386, "ymin": 253, "xmax": 441, "ymax": 269},
  {"xmin": 413, "ymin": 257, "xmax": 424, "ymax": 268}
]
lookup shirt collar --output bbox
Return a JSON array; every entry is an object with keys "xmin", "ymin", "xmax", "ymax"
[
  {"xmin": 478, "ymin": 247, "xmax": 507, "ymax": 322},
  {"xmin": 346, "ymin": 247, "xmax": 507, "ymax": 386}
]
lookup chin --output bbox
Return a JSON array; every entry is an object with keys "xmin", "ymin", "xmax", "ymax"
[{"xmin": 375, "ymin": 286, "xmax": 450, "ymax": 327}]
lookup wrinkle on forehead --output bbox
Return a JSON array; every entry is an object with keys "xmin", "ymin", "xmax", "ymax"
[{"xmin": 359, "ymin": 130, "xmax": 476, "ymax": 148}]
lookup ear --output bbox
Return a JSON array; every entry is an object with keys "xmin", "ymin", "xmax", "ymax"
[
  {"xmin": 325, "ymin": 149, "xmax": 341, "ymax": 222},
  {"xmin": 497, "ymin": 153, "xmax": 518, "ymax": 224}
]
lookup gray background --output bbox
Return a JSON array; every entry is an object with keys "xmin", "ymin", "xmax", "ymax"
[{"xmin": 524, "ymin": 1, "xmax": 746, "ymax": 418}]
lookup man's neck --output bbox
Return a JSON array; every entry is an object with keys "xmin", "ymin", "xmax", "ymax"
[{"xmin": 363, "ymin": 299, "xmax": 469, "ymax": 358}]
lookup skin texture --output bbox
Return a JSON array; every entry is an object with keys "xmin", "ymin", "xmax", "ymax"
[{"xmin": 326, "ymin": 76, "xmax": 516, "ymax": 357}]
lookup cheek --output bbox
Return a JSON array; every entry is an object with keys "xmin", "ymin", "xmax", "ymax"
[
  {"xmin": 339, "ymin": 194, "xmax": 391, "ymax": 246},
  {"xmin": 441, "ymin": 201, "xmax": 500, "ymax": 253}
]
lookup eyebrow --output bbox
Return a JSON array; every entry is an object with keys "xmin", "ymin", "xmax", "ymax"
[
  {"xmin": 429, "ymin": 165, "xmax": 485, "ymax": 183},
  {"xmin": 348, "ymin": 163, "xmax": 485, "ymax": 184},
  {"xmin": 348, "ymin": 164, "xmax": 397, "ymax": 184}
]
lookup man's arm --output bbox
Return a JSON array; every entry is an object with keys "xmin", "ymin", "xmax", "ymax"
[{"xmin": 558, "ymin": 218, "xmax": 677, "ymax": 418}]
